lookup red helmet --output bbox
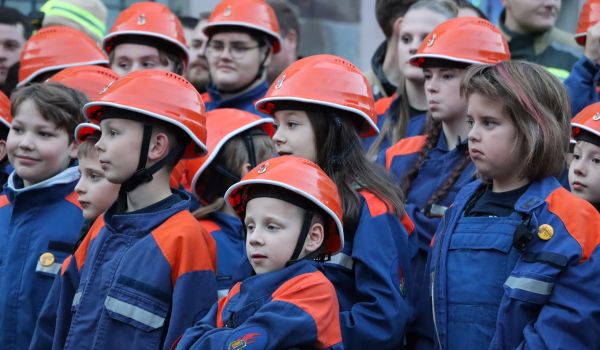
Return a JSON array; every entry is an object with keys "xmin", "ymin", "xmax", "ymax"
[
  {"xmin": 104, "ymin": 2, "xmax": 189, "ymax": 66},
  {"xmin": 0, "ymin": 90, "xmax": 11, "ymax": 129},
  {"xmin": 204, "ymin": 0, "xmax": 281, "ymax": 53},
  {"xmin": 572, "ymin": 102, "xmax": 600, "ymax": 139},
  {"xmin": 47, "ymin": 65, "xmax": 118, "ymax": 101},
  {"xmin": 410, "ymin": 17, "xmax": 510, "ymax": 67},
  {"xmin": 256, "ymin": 54, "xmax": 378, "ymax": 137},
  {"xmin": 187, "ymin": 108, "xmax": 274, "ymax": 198},
  {"xmin": 19, "ymin": 26, "xmax": 108, "ymax": 86},
  {"xmin": 83, "ymin": 70, "xmax": 208, "ymax": 158},
  {"xmin": 74, "ymin": 122, "xmax": 101, "ymax": 144},
  {"xmin": 576, "ymin": 0, "xmax": 600, "ymax": 46},
  {"xmin": 225, "ymin": 155, "xmax": 344, "ymax": 255}
]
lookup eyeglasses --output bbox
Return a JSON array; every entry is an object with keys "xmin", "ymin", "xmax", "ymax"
[{"xmin": 205, "ymin": 41, "xmax": 261, "ymax": 60}]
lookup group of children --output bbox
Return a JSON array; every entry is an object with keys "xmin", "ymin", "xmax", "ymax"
[{"xmin": 0, "ymin": 0, "xmax": 598, "ymax": 349}]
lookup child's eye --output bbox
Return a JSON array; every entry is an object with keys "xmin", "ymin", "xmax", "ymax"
[
  {"xmin": 266, "ymin": 224, "xmax": 279, "ymax": 231},
  {"xmin": 442, "ymin": 73, "xmax": 454, "ymax": 80},
  {"xmin": 11, "ymin": 126, "xmax": 23, "ymax": 134},
  {"xmin": 483, "ymin": 119, "xmax": 498, "ymax": 128},
  {"xmin": 400, "ymin": 34, "xmax": 411, "ymax": 44},
  {"xmin": 287, "ymin": 121, "xmax": 298, "ymax": 129},
  {"xmin": 109, "ymin": 129, "xmax": 118, "ymax": 136},
  {"xmin": 245, "ymin": 223, "xmax": 255, "ymax": 232},
  {"xmin": 466, "ymin": 118, "xmax": 474, "ymax": 128},
  {"xmin": 38, "ymin": 131, "xmax": 52, "ymax": 137},
  {"xmin": 423, "ymin": 72, "xmax": 432, "ymax": 80},
  {"xmin": 89, "ymin": 172, "xmax": 103, "ymax": 181},
  {"xmin": 592, "ymin": 157, "xmax": 600, "ymax": 165},
  {"xmin": 572, "ymin": 153, "xmax": 581, "ymax": 160},
  {"xmin": 142, "ymin": 60, "xmax": 158, "ymax": 68}
]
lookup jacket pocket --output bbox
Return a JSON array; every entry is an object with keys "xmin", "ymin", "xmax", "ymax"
[{"xmin": 104, "ymin": 286, "xmax": 168, "ymax": 333}]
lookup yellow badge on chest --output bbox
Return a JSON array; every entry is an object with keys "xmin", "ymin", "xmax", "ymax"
[
  {"xmin": 537, "ymin": 224, "xmax": 554, "ymax": 241},
  {"xmin": 39, "ymin": 252, "xmax": 55, "ymax": 267}
]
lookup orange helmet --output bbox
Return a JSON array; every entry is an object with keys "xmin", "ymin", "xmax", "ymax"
[
  {"xmin": 47, "ymin": 65, "xmax": 118, "ymax": 101},
  {"xmin": 83, "ymin": 70, "xmax": 208, "ymax": 158},
  {"xmin": 576, "ymin": 0, "xmax": 600, "ymax": 46},
  {"xmin": 74, "ymin": 122, "xmax": 101, "ymax": 144},
  {"xmin": 187, "ymin": 108, "xmax": 274, "ymax": 198},
  {"xmin": 410, "ymin": 17, "xmax": 510, "ymax": 67},
  {"xmin": 104, "ymin": 2, "xmax": 189, "ymax": 65},
  {"xmin": 256, "ymin": 54, "xmax": 378, "ymax": 137},
  {"xmin": 225, "ymin": 155, "xmax": 344, "ymax": 256},
  {"xmin": 18, "ymin": 26, "xmax": 109, "ymax": 86},
  {"xmin": 204, "ymin": 0, "xmax": 281, "ymax": 53},
  {"xmin": 572, "ymin": 102, "xmax": 600, "ymax": 139},
  {"xmin": 0, "ymin": 90, "xmax": 11, "ymax": 129}
]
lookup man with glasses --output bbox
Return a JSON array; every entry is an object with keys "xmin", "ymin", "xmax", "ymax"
[{"xmin": 202, "ymin": 0, "xmax": 281, "ymax": 117}]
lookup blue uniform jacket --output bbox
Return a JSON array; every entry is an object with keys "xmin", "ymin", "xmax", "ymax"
[
  {"xmin": 0, "ymin": 167, "xmax": 83, "ymax": 350},
  {"xmin": 205, "ymin": 81, "xmax": 270, "ymax": 118},
  {"xmin": 175, "ymin": 260, "xmax": 344, "ymax": 349},
  {"xmin": 199, "ymin": 211, "xmax": 252, "ymax": 299},
  {"xmin": 322, "ymin": 190, "xmax": 412, "ymax": 350},
  {"xmin": 30, "ymin": 190, "xmax": 218, "ymax": 350},
  {"xmin": 430, "ymin": 177, "xmax": 600, "ymax": 349},
  {"xmin": 564, "ymin": 56, "xmax": 600, "ymax": 116}
]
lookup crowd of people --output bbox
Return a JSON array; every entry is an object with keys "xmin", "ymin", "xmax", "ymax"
[{"xmin": 0, "ymin": 0, "xmax": 597, "ymax": 349}]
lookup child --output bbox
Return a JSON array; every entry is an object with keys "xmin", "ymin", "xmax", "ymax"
[
  {"xmin": 256, "ymin": 54, "xmax": 412, "ymax": 349},
  {"xmin": 366, "ymin": 0, "xmax": 457, "ymax": 156},
  {"xmin": 565, "ymin": 0, "xmax": 600, "ymax": 115},
  {"xmin": 202, "ymin": 0, "xmax": 281, "ymax": 116},
  {"xmin": 0, "ymin": 90, "xmax": 12, "ymax": 186},
  {"xmin": 175, "ymin": 155, "xmax": 344, "ymax": 349},
  {"xmin": 0, "ymin": 83, "xmax": 87, "ymax": 349},
  {"xmin": 104, "ymin": 2, "xmax": 189, "ymax": 76},
  {"xmin": 569, "ymin": 102, "xmax": 600, "ymax": 211},
  {"xmin": 187, "ymin": 108, "xmax": 275, "ymax": 298},
  {"xmin": 18, "ymin": 26, "xmax": 109, "ymax": 86},
  {"xmin": 429, "ymin": 60, "xmax": 600, "ymax": 349},
  {"xmin": 48, "ymin": 65, "xmax": 119, "ymax": 101},
  {"xmin": 73, "ymin": 122, "xmax": 119, "ymax": 236},
  {"xmin": 380, "ymin": 17, "xmax": 510, "ymax": 346},
  {"xmin": 31, "ymin": 70, "xmax": 218, "ymax": 350}
]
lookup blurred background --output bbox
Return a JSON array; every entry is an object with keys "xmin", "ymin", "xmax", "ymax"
[{"xmin": 0, "ymin": 0, "xmax": 585, "ymax": 71}]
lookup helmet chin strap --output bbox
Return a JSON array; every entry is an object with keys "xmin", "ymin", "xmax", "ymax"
[{"xmin": 284, "ymin": 210, "xmax": 315, "ymax": 267}]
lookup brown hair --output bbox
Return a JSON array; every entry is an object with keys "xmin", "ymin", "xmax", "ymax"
[
  {"xmin": 193, "ymin": 132, "xmax": 275, "ymax": 219},
  {"xmin": 11, "ymin": 82, "xmax": 88, "ymax": 142},
  {"xmin": 108, "ymin": 37, "xmax": 185, "ymax": 75},
  {"xmin": 375, "ymin": 0, "xmax": 417, "ymax": 38},
  {"xmin": 77, "ymin": 138, "xmax": 99, "ymax": 159},
  {"xmin": 368, "ymin": 0, "xmax": 457, "ymax": 159},
  {"xmin": 306, "ymin": 107, "xmax": 405, "ymax": 237},
  {"xmin": 461, "ymin": 61, "xmax": 571, "ymax": 180}
]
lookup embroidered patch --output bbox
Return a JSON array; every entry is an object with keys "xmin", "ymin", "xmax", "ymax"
[{"xmin": 226, "ymin": 327, "xmax": 268, "ymax": 350}]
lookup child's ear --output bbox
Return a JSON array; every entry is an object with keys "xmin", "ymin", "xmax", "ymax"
[
  {"xmin": 148, "ymin": 132, "xmax": 170, "ymax": 161},
  {"xmin": 303, "ymin": 222, "xmax": 325, "ymax": 254},
  {"xmin": 240, "ymin": 162, "xmax": 253, "ymax": 177},
  {"xmin": 0, "ymin": 140, "xmax": 6, "ymax": 161},
  {"xmin": 68, "ymin": 140, "xmax": 78, "ymax": 159}
]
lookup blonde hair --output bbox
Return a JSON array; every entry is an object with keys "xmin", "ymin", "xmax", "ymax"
[
  {"xmin": 77, "ymin": 138, "xmax": 99, "ymax": 159},
  {"xmin": 193, "ymin": 132, "xmax": 275, "ymax": 219},
  {"xmin": 461, "ymin": 61, "xmax": 570, "ymax": 180}
]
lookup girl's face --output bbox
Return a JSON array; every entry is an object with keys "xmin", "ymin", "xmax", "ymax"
[
  {"xmin": 7, "ymin": 99, "xmax": 76, "ymax": 187},
  {"xmin": 397, "ymin": 8, "xmax": 449, "ymax": 82},
  {"xmin": 467, "ymin": 93, "xmax": 526, "ymax": 191},
  {"xmin": 569, "ymin": 140, "xmax": 600, "ymax": 204},
  {"xmin": 272, "ymin": 110, "xmax": 318, "ymax": 163},
  {"xmin": 424, "ymin": 67, "xmax": 468, "ymax": 122}
]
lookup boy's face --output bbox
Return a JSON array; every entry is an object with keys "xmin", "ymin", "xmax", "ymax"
[
  {"xmin": 244, "ymin": 196, "xmax": 305, "ymax": 274},
  {"xmin": 96, "ymin": 118, "xmax": 144, "ymax": 184},
  {"xmin": 7, "ymin": 99, "xmax": 75, "ymax": 187},
  {"xmin": 569, "ymin": 140, "xmax": 600, "ymax": 204},
  {"xmin": 111, "ymin": 43, "xmax": 175, "ymax": 77},
  {"xmin": 0, "ymin": 23, "xmax": 25, "ymax": 85},
  {"xmin": 272, "ymin": 110, "xmax": 318, "ymax": 163},
  {"xmin": 75, "ymin": 154, "xmax": 120, "ymax": 219}
]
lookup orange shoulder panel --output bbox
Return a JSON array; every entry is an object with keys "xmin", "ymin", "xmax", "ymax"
[
  {"xmin": 73, "ymin": 214, "xmax": 106, "ymax": 272},
  {"xmin": 271, "ymin": 271, "xmax": 342, "ymax": 348},
  {"xmin": 61, "ymin": 255, "xmax": 73, "ymax": 275},
  {"xmin": 401, "ymin": 212, "xmax": 415, "ymax": 236},
  {"xmin": 199, "ymin": 219, "xmax": 221, "ymax": 235},
  {"xmin": 152, "ymin": 210, "xmax": 217, "ymax": 285},
  {"xmin": 385, "ymin": 135, "xmax": 427, "ymax": 170},
  {"xmin": 375, "ymin": 93, "xmax": 396, "ymax": 116},
  {"xmin": 545, "ymin": 187, "xmax": 600, "ymax": 262},
  {"xmin": 359, "ymin": 189, "xmax": 392, "ymax": 217},
  {"xmin": 217, "ymin": 282, "xmax": 241, "ymax": 328},
  {"xmin": 0, "ymin": 194, "xmax": 8, "ymax": 208},
  {"xmin": 64, "ymin": 191, "xmax": 82, "ymax": 209}
]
